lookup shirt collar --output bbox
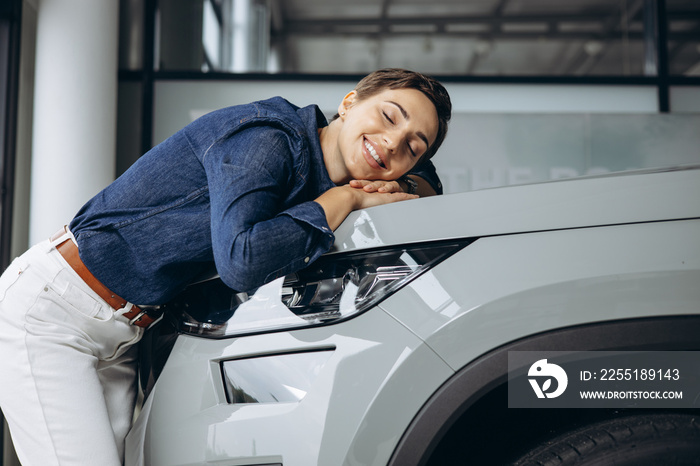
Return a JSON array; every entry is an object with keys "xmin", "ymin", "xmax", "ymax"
[{"xmin": 298, "ymin": 103, "xmax": 336, "ymax": 194}]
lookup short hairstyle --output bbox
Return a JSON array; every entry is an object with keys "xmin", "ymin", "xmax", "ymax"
[{"xmin": 335, "ymin": 68, "xmax": 452, "ymax": 162}]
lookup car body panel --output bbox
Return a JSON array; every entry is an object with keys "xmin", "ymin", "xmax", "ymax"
[
  {"xmin": 126, "ymin": 305, "xmax": 454, "ymax": 466},
  {"xmin": 126, "ymin": 166, "xmax": 700, "ymax": 466},
  {"xmin": 332, "ymin": 166, "xmax": 700, "ymax": 253},
  {"xmin": 379, "ymin": 219, "xmax": 700, "ymax": 370}
]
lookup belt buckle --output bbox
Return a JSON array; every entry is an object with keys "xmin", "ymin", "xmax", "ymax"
[{"xmin": 129, "ymin": 306, "xmax": 164, "ymax": 330}]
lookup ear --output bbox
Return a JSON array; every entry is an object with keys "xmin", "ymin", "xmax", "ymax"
[{"xmin": 338, "ymin": 90, "xmax": 358, "ymax": 119}]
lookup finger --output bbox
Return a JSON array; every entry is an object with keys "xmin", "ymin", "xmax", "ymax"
[
  {"xmin": 377, "ymin": 181, "xmax": 401, "ymax": 193},
  {"xmin": 363, "ymin": 182, "xmax": 382, "ymax": 192},
  {"xmin": 349, "ymin": 180, "xmax": 383, "ymax": 192},
  {"xmin": 351, "ymin": 180, "xmax": 382, "ymax": 192},
  {"xmin": 349, "ymin": 179, "xmax": 369, "ymax": 188}
]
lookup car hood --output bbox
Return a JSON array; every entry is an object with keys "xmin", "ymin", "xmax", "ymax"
[{"xmin": 330, "ymin": 165, "xmax": 700, "ymax": 254}]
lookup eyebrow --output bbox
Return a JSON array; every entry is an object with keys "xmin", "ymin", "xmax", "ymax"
[{"xmin": 386, "ymin": 100, "xmax": 430, "ymax": 149}]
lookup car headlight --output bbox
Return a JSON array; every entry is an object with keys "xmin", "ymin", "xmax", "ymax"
[{"xmin": 169, "ymin": 240, "xmax": 471, "ymax": 338}]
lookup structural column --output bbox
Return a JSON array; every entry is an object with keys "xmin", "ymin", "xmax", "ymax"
[{"xmin": 29, "ymin": 0, "xmax": 119, "ymax": 245}]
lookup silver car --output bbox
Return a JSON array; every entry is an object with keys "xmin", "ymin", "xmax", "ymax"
[{"xmin": 126, "ymin": 166, "xmax": 700, "ymax": 466}]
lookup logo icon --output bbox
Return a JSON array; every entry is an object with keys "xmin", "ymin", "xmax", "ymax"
[{"xmin": 528, "ymin": 359, "xmax": 568, "ymax": 398}]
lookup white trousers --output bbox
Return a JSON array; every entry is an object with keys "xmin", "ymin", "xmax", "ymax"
[{"xmin": 0, "ymin": 235, "xmax": 143, "ymax": 465}]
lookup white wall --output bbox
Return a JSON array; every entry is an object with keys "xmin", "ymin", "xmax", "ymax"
[
  {"xmin": 152, "ymin": 81, "xmax": 660, "ymax": 145},
  {"xmin": 152, "ymin": 80, "xmax": 700, "ymax": 194},
  {"xmin": 28, "ymin": 0, "xmax": 119, "ymax": 245}
]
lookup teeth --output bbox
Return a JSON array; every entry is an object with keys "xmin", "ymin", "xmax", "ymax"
[{"xmin": 365, "ymin": 140, "xmax": 385, "ymax": 168}]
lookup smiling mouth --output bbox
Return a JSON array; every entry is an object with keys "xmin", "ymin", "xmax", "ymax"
[{"xmin": 364, "ymin": 140, "xmax": 385, "ymax": 168}]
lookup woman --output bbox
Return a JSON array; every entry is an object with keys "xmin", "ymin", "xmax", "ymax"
[{"xmin": 0, "ymin": 68, "xmax": 451, "ymax": 465}]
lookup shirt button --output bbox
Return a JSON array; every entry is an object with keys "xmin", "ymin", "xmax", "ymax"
[{"xmin": 304, "ymin": 257, "xmax": 310, "ymax": 263}]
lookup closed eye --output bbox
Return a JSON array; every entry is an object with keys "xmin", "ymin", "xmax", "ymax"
[{"xmin": 383, "ymin": 111, "xmax": 394, "ymax": 125}]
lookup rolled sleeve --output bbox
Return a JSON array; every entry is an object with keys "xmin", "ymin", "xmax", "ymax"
[{"xmin": 265, "ymin": 201, "xmax": 335, "ymax": 283}]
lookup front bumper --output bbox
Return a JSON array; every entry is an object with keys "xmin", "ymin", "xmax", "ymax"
[{"xmin": 125, "ymin": 305, "xmax": 453, "ymax": 466}]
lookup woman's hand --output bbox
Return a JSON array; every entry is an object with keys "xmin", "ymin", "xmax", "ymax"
[
  {"xmin": 348, "ymin": 179, "xmax": 403, "ymax": 193},
  {"xmin": 350, "ymin": 175, "xmax": 437, "ymax": 197},
  {"xmin": 315, "ymin": 185, "xmax": 417, "ymax": 231},
  {"xmin": 347, "ymin": 184, "xmax": 418, "ymax": 209}
]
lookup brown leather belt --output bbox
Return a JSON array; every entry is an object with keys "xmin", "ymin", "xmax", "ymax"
[{"xmin": 50, "ymin": 227, "xmax": 157, "ymax": 328}]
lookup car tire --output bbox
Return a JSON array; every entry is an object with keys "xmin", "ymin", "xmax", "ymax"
[{"xmin": 511, "ymin": 413, "xmax": 700, "ymax": 466}]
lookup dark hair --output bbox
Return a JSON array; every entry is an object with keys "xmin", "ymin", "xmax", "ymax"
[{"xmin": 335, "ymin": 68, "xmax": 452, "ymax": 161}]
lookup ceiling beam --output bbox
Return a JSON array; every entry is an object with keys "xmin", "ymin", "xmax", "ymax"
[{"xmin": 279, "ymin": 11, "xmax": 699, "ymax": 31}]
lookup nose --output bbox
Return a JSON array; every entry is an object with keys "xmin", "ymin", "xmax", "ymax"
[{"xmin": 383, "ymin": 128, "xmax": 404, "ymax": 154}]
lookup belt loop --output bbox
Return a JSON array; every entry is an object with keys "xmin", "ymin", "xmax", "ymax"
[
  {"xmin": 49, "ymin": 225, "xmax": 77, "ymax": 248},
  {"xmin": 49, "ymin": 225, "xmax": 68, "ymax": 248},
  {"xmin": 114, "ymin": 302, "xmax": 134, "ymax": 318},
  {"xmin": 130, "ymin": 309, "xmax": 164, "ymax": 330}
]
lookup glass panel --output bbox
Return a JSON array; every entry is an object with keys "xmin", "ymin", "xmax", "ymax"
[
  {"xmin": 157, "ymin": 0, "xmax": 271, "ymax": 72},
  {"xmin": 116, "ymin": 82, "xmax": 143, "ymax": 176},
  {"xmin": 670, "ymin": 86, "xmax": 700, "ymax": 112},
  {"xmin": 155, "ymin": 0, "xmax": 665, "ymax": 76},
  {"xmin": 436, "ymin": 112, "xmax": 700, "ymax": 193},
  {"xmin": 666, "ymin": 0, "xmax": 700, "ymax": 76},
  {"xmin": 118, "ymin": 0, "xmax": 145, "ymax": 70}
]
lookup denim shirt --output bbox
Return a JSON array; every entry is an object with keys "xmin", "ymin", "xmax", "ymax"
[{"xmin": 69, "ymin": 97, "xmax": 442, "ymax": 305}]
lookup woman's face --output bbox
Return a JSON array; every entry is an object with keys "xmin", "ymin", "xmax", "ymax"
[{"xmin": 326, "ymin": 87, "xmax": 439, "ymax": 184}]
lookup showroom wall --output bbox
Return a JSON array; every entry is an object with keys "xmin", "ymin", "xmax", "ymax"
[{"xmin": 146, "ymin": 79, "xmax": 700, "ymax": 194}]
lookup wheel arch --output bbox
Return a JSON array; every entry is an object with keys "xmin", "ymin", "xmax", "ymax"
[{"xmin": 387, "ymin": 315, "xmax": 700, "ymax": 466}]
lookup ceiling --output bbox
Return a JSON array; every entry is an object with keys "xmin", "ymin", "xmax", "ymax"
[{"xmin": 268, "ymin": 0, "xmax": 700, "ymax": 76}]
